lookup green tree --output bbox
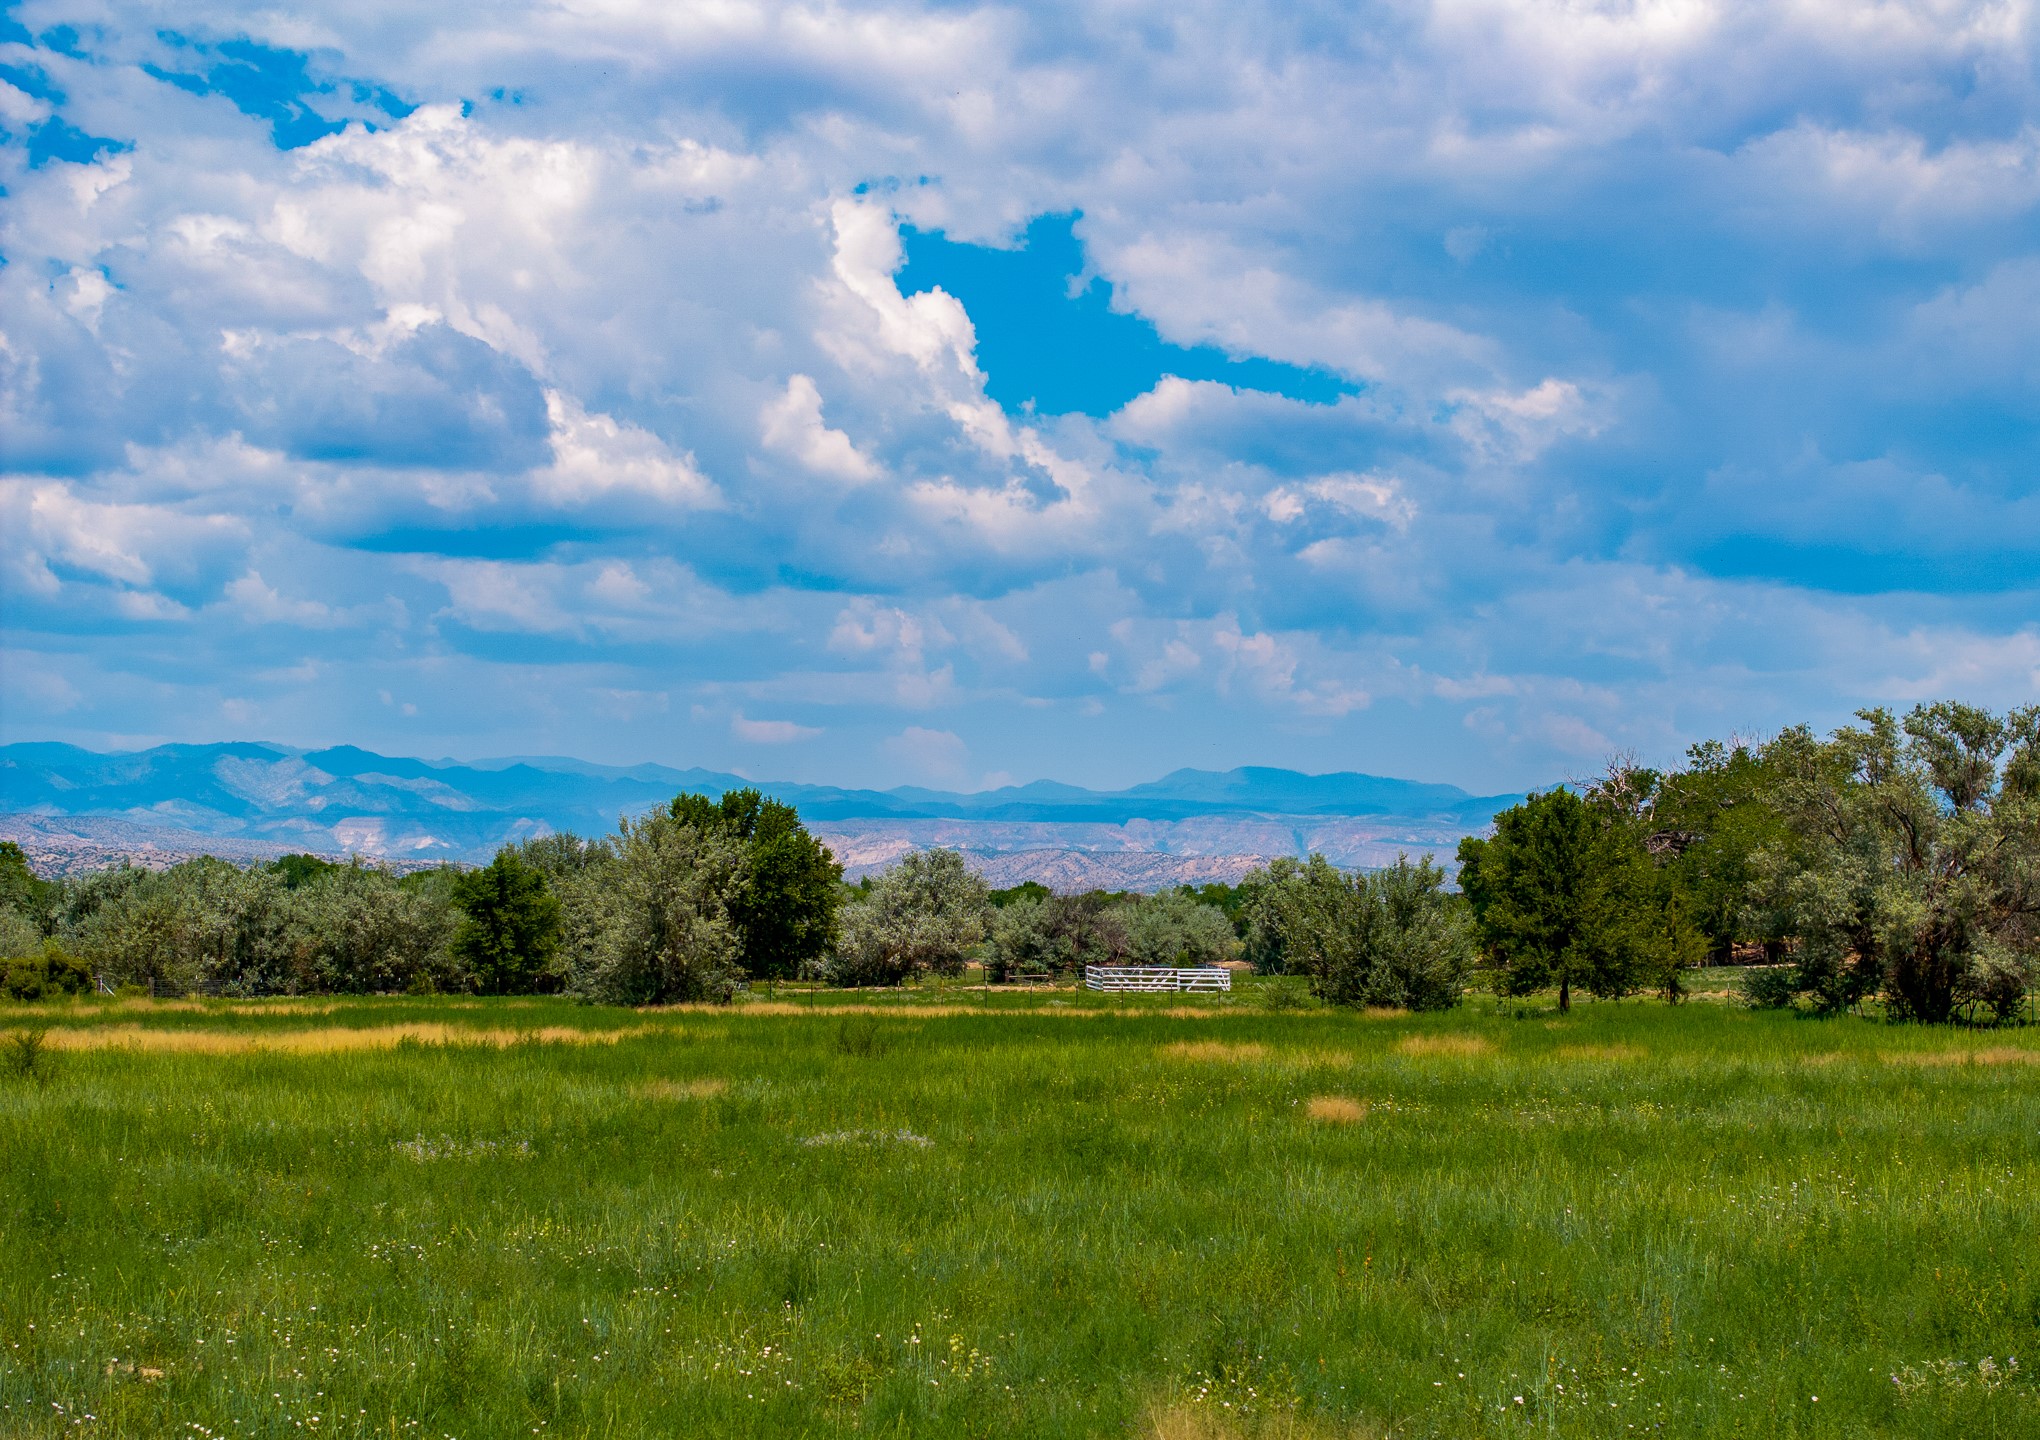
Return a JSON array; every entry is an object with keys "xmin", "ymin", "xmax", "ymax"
[
  {"xmin": 671, "ymin": 789, "xmax": 842, "ymax": 980},
  {"xmin": 830, "ymin": 849, "xmax": 989, "ymax": 986},
  {"xmin": 1126, "ymin": 889, "xmax": 1237, "ymax": 969},
  {"xmin": 450, "ymin": 849, "xmax": 563, "ymax": 994},
  {"xmin": 1242, "ymin": 854, "xmax": 1471, "ymax": 1010},
  {"xmin": 1749, "ymin": 704, "xmax": 2040, "ymax": 1021},
  {"xmin": 1458, "ymin": 789, "xmax": 1642, "ymax": 1012},
  {"xmin": 0, "ymin": 841, "xmax": 59, "ymax": 936},
  {"xmin": 564, "ymin": 811, "xmax": 745, "ymax": 1006},
  {"xmin": 268, "ymin": 853, "xmax": 341, "ymax": 890}
]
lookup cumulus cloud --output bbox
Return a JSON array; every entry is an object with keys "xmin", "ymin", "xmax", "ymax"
[{"xmin": 2, "ymin": 0, "xmax": 2038, "ymax": 791}]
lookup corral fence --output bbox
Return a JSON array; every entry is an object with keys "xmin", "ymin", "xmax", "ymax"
[{"xmin": 1084, "ymin": 965, "xmax": 1233, "ymax": 993}]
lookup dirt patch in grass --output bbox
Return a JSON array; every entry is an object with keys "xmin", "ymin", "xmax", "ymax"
[
  {"xmin": 637, "ymin": 1077, "xmax": 728, "ymax": 1100},
  {"xmin": 42, "ymin": 1023, "xmax": 653, "ymax": 1054},
  {"xmin": 1306, "ymin": 1095, "xmax": 1368, "ymax": 1123},
  {"xmin": 1554, "ymin": 1043, "xmax": 1646, "ymax": 1061},
  {"xmin": 1162, "ymin": 1040, "xmax": 1270, "ymax": 1063},
  {"xmin": 1395, "ymin": 1034, "xmax": 1494, "ymax": 1058}
]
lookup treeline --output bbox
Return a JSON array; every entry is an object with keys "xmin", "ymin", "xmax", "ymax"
[
  {"xmin": 3, "ymin": 701, "xmax": 2031, "ymax": 1023},
  {"xmin": 1457, "ymin": 702, "xmax": 2040, "ymax": 1023},
  {"xmin": 0, "ymin": 776, "xmax": 1468, "ymax": 1007}
]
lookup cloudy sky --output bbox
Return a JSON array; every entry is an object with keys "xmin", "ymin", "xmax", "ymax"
[{"xmin": 3, "ymin": 1, "xmax": 2037, "ymax": 793}]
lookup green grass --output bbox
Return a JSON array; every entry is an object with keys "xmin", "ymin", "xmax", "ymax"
[{"xmin": 1, "ymin": 983, "xmax": 2036, "ymax": 1438}]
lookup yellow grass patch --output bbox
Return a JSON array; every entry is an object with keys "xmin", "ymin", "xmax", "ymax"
[
  {"xmin": 637, "ymin": 1077, "xmax": 728, "ymax": 1100},
  {"xmin": 1161, "ymin": 1040, "xmax": 1269, "ymax": 1063},
  {"xmin": 220, "ymin": 1000, "xmax": 346, "ymax": 1016},
  {"xmin": 1306, "ymin": 1095, "xmax": 1368, "ymax": 1123},
  {"xmin": 654, "ymin": 1001, "xmax": 984, "ymax": 1017},
  {"xmin": 1883, "ymin": 1047, "xmax": 2040, "ymax": 1068},
  {"xmin": 1144, "ymin": 1401, "xmax": 1377, "ymax": 1440},
  {"xmin": 1394, "ymin": 1033, "xmax": 1494, "ymax": 1058},
  {"xmin": 39, "ymin": 1023, "xmax": 653, "ymax": 1054},
  {"xmin": 1554, "ymin": 1043, "xmax": 1646, "ymax": 1062}
]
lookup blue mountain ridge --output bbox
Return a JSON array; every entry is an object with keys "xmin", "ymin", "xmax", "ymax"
[{"xmin": 0, "ymin": 741, "xmax": 1524, "ymax": 860}]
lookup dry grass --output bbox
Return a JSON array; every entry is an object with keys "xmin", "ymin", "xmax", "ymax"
[
  {"xmin": 660, "ymin": 1001, "xmax": 989, "ymax": 1017},
  {"xmin": 1882, "ymin": 1046, "xmax": 2040, "ymax": 1068},
  {"xmin": 1554, "ymin": 1042, "xmax": 1647, "ymax": 1061},
  {"xmin": 1144, "ymin": 1401, "xmax": 1375, "ymax": 1440},
  {"xmin": 1394, "ymin": 1033, "xmax": 1494, "ymax": 1058},
  {"xmin": 1305, "ymin": 1095, "xmax": 1368, "ymax": 1124},
  {"xmin": 637, "ymin": 1077, "xmax": 728, "ymax": 1100},
  {"xmin": 1161, "ymin": 1040, "xmax": 1269, "ymax": 1063},
  {"xmin": 39, "ymin": 1023, "xmax": 653, "ymax": 1054}
]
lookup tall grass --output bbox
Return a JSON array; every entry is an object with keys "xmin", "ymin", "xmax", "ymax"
[{"xmin": 0, "ymin": 987, "xmax": 2034, "ymax": 1437}]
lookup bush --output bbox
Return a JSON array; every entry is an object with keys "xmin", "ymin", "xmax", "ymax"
[
  {"xmin": 1242, "ymin": 854, "xmax": 1471, "ymax": 1010},
  {"xmin": 1125, "ymin": 890, "xmax": 1236, "ymax": 969},
  {"xmin": 1, "ymin": 942, "xmax": 93, "ymax": 1000},
  {"xmin": 1740, "ymin": 966, "xmax": 1801, "ymax": 1010},
  {"xmin": 286, "ymin": 864, "xmax": 460, "ymax": 994},
  {"xmin": 66, "ymin": 860, "xmax": 292, "ymax": 996}
]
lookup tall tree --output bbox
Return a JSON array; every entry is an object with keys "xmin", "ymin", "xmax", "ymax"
[
  {"xmin": 672, "ymin": 789, "xmax": 842, "ymax": 980},
  {"xmin": 450, "ymin": 849, "xmax": 563, "ymax": 995},
  {"xmin": 1458, "ymin": 789, "xmax": 1642, "ymax": 1011}
]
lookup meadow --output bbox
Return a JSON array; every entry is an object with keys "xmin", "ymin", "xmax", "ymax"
[{"xmin": 1, "ymin": 981, "xmax": 2035, "ymax": 1438}]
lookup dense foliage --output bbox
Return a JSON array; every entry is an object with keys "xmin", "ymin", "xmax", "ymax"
[{"xmin": 1460, "ymin": 702, "xmax": 2039, "ymax": 1021}]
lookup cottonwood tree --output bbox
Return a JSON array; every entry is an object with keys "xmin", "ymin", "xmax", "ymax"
[
  {"xmin": 830, "ymin": 849, "xmax": 989, "ymax": 986},
  {"xmin": 565, "ymin": 811, "xmax": 746, "ymax": 1005},
  {"xmin": 1748, "ymin": 704, "xmax": 2040, "ymax": 1021}
]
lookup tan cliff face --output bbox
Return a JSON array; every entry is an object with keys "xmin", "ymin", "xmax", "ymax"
[{"xmin": 814, "ymin": 815, "xmax": 1465, "ymax": 890}]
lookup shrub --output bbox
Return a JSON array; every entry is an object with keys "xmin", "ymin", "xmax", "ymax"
[
  {"xmin": 1740, "ymin": 966, "xmax": 1801, "ymax": 1010},
  {"xmin": 286, "ymin": 864, "xmax": 460, "ymax": 994},
  {"xmin": 1, "ymin": 942, "xmax": 93, "ymax": 1000},
  {"xmin": 1242, "ymin": 854, "xmax": 1472, "ymax": 1011},
  {"xmin": 984, "ymin": 893, "xmax": 1129, "ymax": 981},
  {"xmin": 1126, "ymin": 890, "xmax": 1236, "ymax": 969}
]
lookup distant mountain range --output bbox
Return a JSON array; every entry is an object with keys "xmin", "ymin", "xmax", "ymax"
[{"xmin": 0, "ymin": 741, "xmax": 1524, "ymax": 888}]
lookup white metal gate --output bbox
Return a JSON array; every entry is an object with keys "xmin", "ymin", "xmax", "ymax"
[{"xmin": 1083, "ymin": 965, "xmax": 1233, "ymax": 993}]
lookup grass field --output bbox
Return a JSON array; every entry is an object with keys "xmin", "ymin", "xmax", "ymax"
[{"xmin": 2, "ymin": 981, "xmax": 2036, "ymax": 1438}]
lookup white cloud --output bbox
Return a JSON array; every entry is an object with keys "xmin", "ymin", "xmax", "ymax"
[
  {"xmin": 760, "ymin": 374, "xmax": 879, "ymax": 482},
  {"xmin": 535, "ymin": 390, "xmax": 720, "ymax": 507},
  {"xmin": 4, "ymin": 0, "xmax": 2039, "ymax": 791},
  {"xmin": 731, "ymin": 711, "xmax": 823, "ymax": 743}
]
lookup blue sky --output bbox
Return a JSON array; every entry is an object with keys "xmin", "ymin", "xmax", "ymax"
[{"xmin": 1, "ymin": 0, "xmax": 2036, "ymax": 793}]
